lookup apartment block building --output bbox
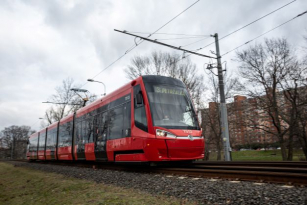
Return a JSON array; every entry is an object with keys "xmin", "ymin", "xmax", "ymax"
[{"xmin": 202, "ymin": 94, "xmax": 282, "ymax": 149}]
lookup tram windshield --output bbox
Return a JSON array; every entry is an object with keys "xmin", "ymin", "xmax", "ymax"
[{"xmin": 145, "ymin": 83, "xmax": 200, "ymax": 130}]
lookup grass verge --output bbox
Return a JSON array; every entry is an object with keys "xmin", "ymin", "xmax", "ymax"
[
  {"xmin": 208, "ymin": 149, "xmax": 305, "ymax": 161},
  {"xmin": 0, "ymin": 162, "xmax": 192, "ymax": 205}
]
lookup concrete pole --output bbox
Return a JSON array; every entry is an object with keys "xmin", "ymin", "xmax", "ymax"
[{"xmin": 213, "ymin": 33, "xmax": 232, "ymax": 161}]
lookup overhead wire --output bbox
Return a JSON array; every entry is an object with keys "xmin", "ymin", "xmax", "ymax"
[
  {"xmin": 221, "ymin": 10, "xmax": 307, "ymax": 57},
  {"xmin": 184, "ymin": 0, "xmax": 297, "ymax": 56},
  {"xmin": 181, "ymin": 36, "xmax": 212, "ymax": 47},
  {"xmin": 153, "ymin": 36, "xmax": 209, "ymax": 41},
  {"xmin": 81, "ymin": 0, "xmax": 200, "ymax": 87},
  {"xmin": 127, "ymin": 31, "xmax": 209, "ymax": 37}
]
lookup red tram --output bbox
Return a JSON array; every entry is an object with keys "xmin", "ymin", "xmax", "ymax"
[{"xmin": 27, "ymin": 75, "xmax": 205, "ymax": 162}]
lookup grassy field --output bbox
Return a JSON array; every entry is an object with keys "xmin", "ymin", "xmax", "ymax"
[
  {"xmin": 0, "ymin": 162, "xmax": 192, "ymax": 205},
  {"xmin": 207, "ymin": 149, "xmax": 306, "ymax": 161}
]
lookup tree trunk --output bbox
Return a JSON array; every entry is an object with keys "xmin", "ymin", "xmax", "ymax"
[
  {"xmin": 280, "ymin": 138, "xmax": 288, "ymax": 161},
  {"xmin": 287, "ymin": 127, "xmax": 294, "ymax": 161},
  {"xmin": 217, "ymin": 149, "xmax": 221, "ymax": 161},
  {"xmin": 204, "ymin": 143, "xmax": 210, "ymax": 161},
  {"xmin": 287, "ymin": 134, "xmax": 293, "ymax": 161}
]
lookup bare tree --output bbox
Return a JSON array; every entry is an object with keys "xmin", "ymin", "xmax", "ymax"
[
  {"xmin": 0, "ymin": 125, "xmax": 35, "ymax": 159},
  {"xmin": 43, "ymin": 78, "xmax": 97, "ymax": 126},
  {"xmin": 125, "ymin": 51, "xmax": 205, "ymax": 108},
  {"xmin": 236, "ymin": 38, "xmax": 307, "ymax": 160},
  {"xmin": 201, "ymin": 71, "xmax": 244, "ymax": 160}
]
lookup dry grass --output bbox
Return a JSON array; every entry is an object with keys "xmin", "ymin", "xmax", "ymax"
[{"xmin": 0, "ymin": 162, "xmax": 193, "ymax": 205}]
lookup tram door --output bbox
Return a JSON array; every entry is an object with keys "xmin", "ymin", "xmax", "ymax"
[{"xmin": 94, "ymin": 112, "xmax": 108, "ymax": 160}]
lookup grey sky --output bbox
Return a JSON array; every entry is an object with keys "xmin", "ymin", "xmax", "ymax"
[{"xmin": 0, "ymin": 0, "xmax": 306, "ymax": 131}]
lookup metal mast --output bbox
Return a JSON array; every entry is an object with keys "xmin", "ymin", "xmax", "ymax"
[{"xmin": 213, "ymin": 33, "xmax": 231, "ymax": 161}]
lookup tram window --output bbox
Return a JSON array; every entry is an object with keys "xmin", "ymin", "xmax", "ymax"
[
  {"xmin": 59, "ymin": 122, "xmax": 72, "ymax": 147},
  {"xmin": 59, "ymin": 125, "xmax": 64, "ymax": 147},
  {"xmin": 46, "ymin": 131, "xmax": 51, "ymax": 150},
  {"xmin": 123, "ymin": 101, "xmax": 131, "ymax": 137},
  {"xmin": 109, "ymin": 106, "xmax": 124, "ymax": 139},
  {"xmin": 47, "ymin": 129, "xmax": 56, "ymax": 150},
  {"xmin": 93, "ymin": 115, "xmax": 99, "ymax": 143},
  {"xmin": 75, "ymin": 120, "xmax": 83, "ymax": 145},
  {"xmin": 39, "ymin": 133, "xmax": 45, "ymax": 151},
  {"xmin": 87, "ymin": 117, "xmax": 93, "ymax": 143},
  {"xmin": 134, "ymin": 85, "xmax": 148, "ymax": 132},
  {"xmin": 81, "ymin": 121, "xmax": 87, "ymax": 143},
  {"xmin": 101, "ymin": 112, "xmax": 108, "ymax": 138},
  {"xmin": 30, "ymin": 138, "xmax": 37, "ymax": 152}
]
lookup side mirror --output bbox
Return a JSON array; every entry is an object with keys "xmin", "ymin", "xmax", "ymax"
[{"xmin": 136, "ymin": 92, "xmax": 143, "ymax": 105}]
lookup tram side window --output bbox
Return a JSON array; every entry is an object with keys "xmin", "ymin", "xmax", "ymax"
[
  {"xmin": 93, "ymin": 114, "xmax": 99, "ymax": 143},
  {"xmin": 109, "ymin": 106, "xmax": 124, "ymax": 139},
  {"xmin": 46, "ymin": 129, "xmax": 56, "ymax": 150},
  {"xmin": 30, "ymin": 138, "xmax": 38, "ymax": 152},
  {"xmin": 59, "ymin": 125, "xmax": 64, "ymax": 147},
  {"xmin": 39, "ymin": 133, "xmax": 46, "ymax": 151},
  {"xmin": 101, "ymin": 112, "xmax": 108, "ymax": 139},
  {"xmin": 52, "ymin": 129, "xmax": 56, "ymax": 149},
  {"xmin": 59, "ymin": 122, "xmax": 72, "ymax": 147},
  {"xmin": 75, "ymin": 119, "xmax": 83, "ymax": 145},
  {"xmin": 134, "ymin": 85, "xmax": 148, "ymax": 132},
  {"xmin": 82, "ymin": 120, "xmax": 87, "ymax": 143},
  {"xmin": 86, "ymin": 117, "xmax": 93, "ymax": 143}
]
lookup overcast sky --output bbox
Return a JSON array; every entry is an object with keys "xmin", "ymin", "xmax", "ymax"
[{"xmin": 0, "ymin": 0, "xmax": 306, "ymax": 132}]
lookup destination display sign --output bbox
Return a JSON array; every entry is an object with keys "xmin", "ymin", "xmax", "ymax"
[{"xmin": 153, "ymin": 86, "xmax": 185, "ymax": 96}]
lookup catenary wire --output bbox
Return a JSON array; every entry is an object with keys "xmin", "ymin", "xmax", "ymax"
[
  {"xmin": 154, "ymin": 36, "xmax": 209, "ymax": 41},
  {"xmin": 168, "ymin": 2, "xmax": 300, "ymax": 68},
  {"xmin": 127, "ymin": 31, "xmax": 210, "ymax": 37},
  {"xmin": 221, "ymin": 10, "xmax": 307, "ymax": 57},
  {"xmin": 187, "ymin": 0, "xmax": 297, "ymax": 54},
  {"xmin": 81, "ymin": 0, "xmax": 200, "ymax": 87},
  {"xmin": 181, "ymin": 36, "xmax": 212, "ymax": 47}
]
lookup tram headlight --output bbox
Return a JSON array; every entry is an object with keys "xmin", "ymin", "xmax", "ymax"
[{"xmin": 156, "ymin": 129, "xmax": 176, "ymax": 138}]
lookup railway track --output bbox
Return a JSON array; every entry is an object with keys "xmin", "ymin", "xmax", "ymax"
[{"xmin": 18, "ymin": 160, "xmax": 307, "ymax": 186}]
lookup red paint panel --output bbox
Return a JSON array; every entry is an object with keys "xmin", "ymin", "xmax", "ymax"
[
  {"xmin": 57, "ymin": 146, "xmax": 73, "ymax": 160},
  {"xmin": 45, "ymin": 150, "xmax": 56, "ymax": 160},
  {"xmin": 143, "ymin": 138, "xmax": 168, "ymax": 161},
  {"xmin": 74, "ymin": 145, "xmax": 78, "ymax": 160},
  {"xmin": 106, "ymin": 137, "xmax": 145, "ymax": 161},
  {"xmin": 45, "ymin": 150, "xmax": 51, "ymax": 160},
  {"xmin": 115, "ymin": 153, "xmax": 147, "ymax": 161},
  {"xmin": 165, "ymin": 139, "xmax": 204, "ymax": 160},
  {"xmin": 30, "ymin": 152, "xmax": 37, "ymax": 160},
  {"xmin": 37, "ymin": 150, "xmax": 45, "ymax": 160},
  {"xmin": 85, "ymin": 143, "xmax": 95, "ymax": 161}
]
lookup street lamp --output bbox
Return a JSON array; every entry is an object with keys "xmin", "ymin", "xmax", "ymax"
[{"xmin": 87, "ymin": 79, "xmax": 106, "ymax": 96}]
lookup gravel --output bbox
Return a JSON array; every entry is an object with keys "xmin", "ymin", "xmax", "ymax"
[{"xmin": 9, "ymin": 161, "xmax": 307, "ymax": 205}]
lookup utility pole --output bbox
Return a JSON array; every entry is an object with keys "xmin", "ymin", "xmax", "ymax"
[{"xmin": 213, "ymin": 33, "xmax": 231, "ymax": 161}]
